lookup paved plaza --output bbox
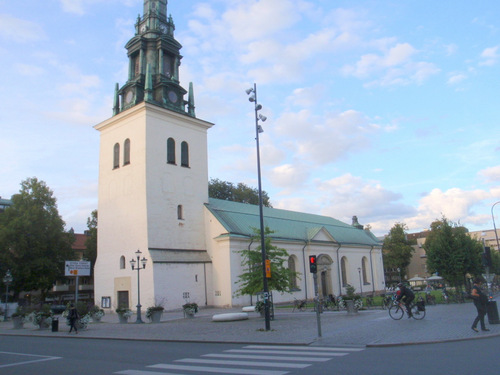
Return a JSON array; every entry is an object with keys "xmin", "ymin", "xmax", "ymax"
[{"xmin": 1, "ymin": 298, "xmax": 499, "ymax": 347}]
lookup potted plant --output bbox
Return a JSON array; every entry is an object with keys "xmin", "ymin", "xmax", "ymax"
[
  {"xmin": 339, "ymin": 284, "xmax": 362, "ymax": 313},
  {"xmin": 182, "ymin": 302, "xmax": 198, "ymax": 318},
  {"xmin": 90, "ymin": 305, "xmax": 105, "ymax": 322},
  {"xmin": 116, "ymin": 307, "xmax": 132, "ymax": 324},
  {"xmin": 12, "ymin": 306, "xmax": 27, "ymax": 329},
  {"xmin": 146, "ymin": 304, "xmax": 164, "ymax": 323},
  {"xmin": 29, "ymin": 305, "xmax": 53, "ymax": 330}
]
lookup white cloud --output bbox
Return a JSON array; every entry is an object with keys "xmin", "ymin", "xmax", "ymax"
[
  {"xmin": 447, "ymin": 72, "xmax": 467, "ymax": 85},
  {"xmin": 0, "ymin": 14, "xmax": 46, "ymax": 42},
  {"xmin": 478, "ymin": 165, "xmax": 500, "ymax": 183},
  {"xmin": 479, "ymin": 46, "xmax": 499, "ymax": 66}
]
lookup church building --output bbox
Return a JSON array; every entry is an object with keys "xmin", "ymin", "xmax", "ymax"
[{"xmin": 93, "ymin": 0, "xmax": 385, "ymax": 313}]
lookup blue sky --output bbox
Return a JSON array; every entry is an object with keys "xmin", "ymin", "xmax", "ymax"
[{"xmin": 1, "ymin": 0, "xmax": 499, "ymax": 236}]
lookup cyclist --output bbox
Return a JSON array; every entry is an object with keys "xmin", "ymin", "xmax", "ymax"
[{"xmin": 396, "ymin": 282, "xmax": 415, "ymax": 318}]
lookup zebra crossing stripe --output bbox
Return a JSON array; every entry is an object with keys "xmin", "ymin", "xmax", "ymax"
[
  {"xmin": 244, "ymin": 345, "xmax": 364, "ymax": 352},
  {"xmin": 149, "ymin": 363, "xmax": 288, "ymax": 375},
  {"xmin": 176, "ymin": 357, "xmax": 310, "ymax": 368},
  {"xmin": 115, "ymin": 370, "xmax": 185, "ymax": 375},
  {"xmin": 203, "ymin": 353, "xmax": 336, "ymax": 362},
  {"xmin": 225, "ymin": 349, "xmax": 348, "ymax": 356}
]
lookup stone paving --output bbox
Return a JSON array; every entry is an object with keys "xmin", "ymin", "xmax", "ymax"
[{"xmin": 1, "ymin": 298, "xmax": 499, "ymax": 347}]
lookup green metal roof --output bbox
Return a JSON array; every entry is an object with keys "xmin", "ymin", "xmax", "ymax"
[{"xmin": 205, "ymin": 198, "xmax": 381, "ymax": 247}]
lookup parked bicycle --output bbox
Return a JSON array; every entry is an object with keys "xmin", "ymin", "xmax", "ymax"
[
  {"xmin": 382, "ymin": 293, "xmax": 396, "ymax": 309},
  {"xmin": 389, "ymin": 298, "xmax": 426, "ymax": 320},
  {"xmin": 292, "ymin": 298, "xmax": 307, "ymax": 312}
]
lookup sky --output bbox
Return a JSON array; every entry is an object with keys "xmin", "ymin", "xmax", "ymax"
[{"xmin": 1, "ymin": 0, "xmax": 499, "ymax": 237}]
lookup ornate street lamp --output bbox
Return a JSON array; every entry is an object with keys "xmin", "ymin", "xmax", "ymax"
[
  {"xmin": 246, "ymin": 83, "xmax": 270, "ymax": 331},
  {"xmin": 3, "ymin": 270, "xmax": 13, "ymax": 321},
  {"xmin": 130, "ymin": 250, "xmax": 147, "ymax": 324}
]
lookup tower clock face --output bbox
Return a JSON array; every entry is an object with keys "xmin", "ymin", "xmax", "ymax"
[
  {"xmin": 125, "ymin": 91, "xmax": 133, "ymax": 104},
  {"xmin": 168, "ymin": 90, "xmax": 178, "ymax": 103}
]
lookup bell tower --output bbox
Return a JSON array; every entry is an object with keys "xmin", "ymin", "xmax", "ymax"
[
  {"xmin": 94, "ymin": 0, "xmax": 213, "ymax": 312},
  {"xmin": 114, "ymin": 0, "xmax": 195, "ymax": 117}
]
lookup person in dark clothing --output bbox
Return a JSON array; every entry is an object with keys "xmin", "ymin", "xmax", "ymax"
[
  {"xmin": 68, "ymin": 303, "xmax": 79, "ymax": 334},
  {"xmin": 396, "ymin": 283, "xmax": 415, "ymax": 318},
  {"xmin": 471, "ymin": 278, "xmax": 489, "ymax": 332}
]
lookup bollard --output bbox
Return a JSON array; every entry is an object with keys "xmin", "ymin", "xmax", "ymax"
[
  {"xmin": 51, "ymin": 317, "xmax": 59, "ymax": 332},
  {"xmin": 487, "ymin": 301, "xmax": 500, "ymax": 324}
]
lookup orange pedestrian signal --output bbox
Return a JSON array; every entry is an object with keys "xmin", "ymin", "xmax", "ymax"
[{"xmin": 265, "ymin": 259, "xmax": 271, "ymax": 278}]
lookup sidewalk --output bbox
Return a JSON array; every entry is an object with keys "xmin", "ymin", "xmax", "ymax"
[{"xmin": 1, "ymin": 299, "xmax": 499, "ymax": 347}]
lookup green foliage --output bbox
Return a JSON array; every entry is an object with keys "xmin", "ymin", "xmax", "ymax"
[
  {"xmin": 208, "ymin": 178, "xmax": 272, "ymax": 207},
  {"xmin": 0, "ymin": 177, "xmax": 75, "ymax": 299},
  {"xmin": 424, "ymin": 216, "xmax": 483, "ymax": 287},
  {"xmin": 382, "ymin": 223, "xmax": 415, "ymax": 279},
  {"xmin": 234, "ymin": 227, "xmax": 300, "ymax": 297},
  {"xmin": 84, "ymin": 210, "xmax": 98, "ymax": 269}
]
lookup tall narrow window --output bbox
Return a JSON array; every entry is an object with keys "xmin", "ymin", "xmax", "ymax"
[
  {"xmin": 167, "ymin": 137, "xmax": 176, "ymax": 164},
  {"xmin": 123, "ymin": 138, "xmax": 130, "ymax": 166},
  {"xmin": 119, "ymin": 256, "xmax": 126, "ymax": 269},
  {"xmin": 181, "ymin": 141, "xmax": 189, "ymax": 167},
  {"xmin": 341, "ymin": 256, "xmax": 348, "ymax": 286},
  {"xmin": 362, "ymin": 256, "xmax": 369, "ymax": 284},
  {"xmin": 288, "ymin": 256, "xmax": 298, "ymax": 290},
  {"xmin": 113, "ymin": 143, "xmax": 120, "ymax": 169},
  {"xmin": 177, "ymin": 205, "xmax": 183, "ymax": 220}
]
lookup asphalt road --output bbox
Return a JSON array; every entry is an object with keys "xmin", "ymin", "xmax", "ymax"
[{"xmin": 1, "ymin": 335, "xmax": 499, "ymax": 375}]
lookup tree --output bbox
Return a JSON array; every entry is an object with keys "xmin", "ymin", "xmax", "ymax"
[
  {"xmin": 234, "ymin": 227, "xmax": 299, "ymax": 297},
  {"xmin": 209, "ymin": 178, "xmax": 272, "ymax": 207},
  {"xmin": 0, "ymin": 177, "xmax": 75, "ymax": 301},
  {"xmin": 84, "ymin": 210, "xmax": 98, "ymax": 270},
  {"xmin": 424, "ymin": 216, "xmax": 483, "ymax": 289},
  {"xmin": 382, "ymin": 223, "xmax": 415, "ymax": 280}
]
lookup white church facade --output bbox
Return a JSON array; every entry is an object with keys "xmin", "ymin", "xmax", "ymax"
[{"xmin": 93, "ymin": 0, "xmax": 385, "ymax": 313}]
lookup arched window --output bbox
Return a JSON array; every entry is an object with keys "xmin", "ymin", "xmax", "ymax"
[
  {"xmin": 113, "ymin": 143, "xmax": 120, "ymax": 169},
  {"xmin": 341, "ymin": 256, "xmax": 348, "ymax": 286},
  {"xmin": 362, "ymin": 256, "xmax": 370, "ymax": 285},
  {"xmin": 123, "ymin": 138, "xmax": 130, "ymax": 166},
  {"xmin": 177, "ymin": 205, "xmax": 183, "ymax": 220},
  {"xmin": 288, "ymin": 256, "xmax": 298, "ymax": 290},
  {"xmin": 119, "ymin": 256, "xmax": 126, "ymax": 269},
  {"xmin": 181, "ymin": 141, "xmax": 189, "ymax": 167},
  {"xmin": 167, "ymin": 138, "xmax": 175, "ymax": 164}
]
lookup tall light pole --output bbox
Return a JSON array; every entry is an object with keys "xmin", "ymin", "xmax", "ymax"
[
  {"xmin": 246, "ymin": 83, "xmax": 270, "ymax": 331},
  {"xmin": 3, "ymin": 270, "xmax": 12, "ymax": 321},
  {"xmin": 492, "ymin": 201, "xmax": 500, "ymax": 252},
  {"xmin": 130, "ymin": 250, "xmax": 147, "ymax": 324}
]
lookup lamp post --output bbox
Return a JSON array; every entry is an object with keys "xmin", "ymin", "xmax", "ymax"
[
  {"xmin": 358, "ymin": 267, "xmax": 363, "ymax": 297},
  {"xmin": 246, "ymin": 83, "xmax": 270, "ymax": 331},
  {"xmin": 3, "ymin": 270, "xmax": 12, "ymax": 321},
  {"xmin": 492, "ymin": 201, "xmax": 500, "ymax": 252},
  {"xmin": 130, "ymin": 250, "xmax": 147, "ymax": 324}
]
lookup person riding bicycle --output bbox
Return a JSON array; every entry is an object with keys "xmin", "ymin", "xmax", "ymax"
[{"xmin": 396, "ymin": 282, "xmax": 415, "ymax": 318}]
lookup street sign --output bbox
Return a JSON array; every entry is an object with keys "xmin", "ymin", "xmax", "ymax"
[{"xmin": 65, "ymin": 261, "xmax": 91, "ymax": 276}]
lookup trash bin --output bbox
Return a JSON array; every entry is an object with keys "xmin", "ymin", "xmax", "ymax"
[
  {"xmin": 51, "ymin": 317, "xmax": 59, "ymax": 332},
  {"xmin": 487, "ymin": 300, "xmax": 500, "ymax": 324}
]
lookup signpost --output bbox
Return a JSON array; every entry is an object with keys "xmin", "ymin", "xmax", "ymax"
[{"xmin": 65, "ymin": 261, "xmax": 91, "ymax": 303}]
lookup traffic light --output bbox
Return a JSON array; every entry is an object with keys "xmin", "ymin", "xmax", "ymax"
[
  {"xmin": 309, "ymin": 255, "xmax": 317, "ymax": 273},
  {"xmin": 483, "ymin": 247, "xmax": 492, "ymax": 268}
]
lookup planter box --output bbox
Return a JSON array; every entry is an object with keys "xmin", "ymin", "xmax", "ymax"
[
  {"xmin": 149, "ymin": 310, "xmax": 163, "ymax": 323},
  {"xmin": 12, "ymin": 316, "xmax": 24, "ymax": 329}
]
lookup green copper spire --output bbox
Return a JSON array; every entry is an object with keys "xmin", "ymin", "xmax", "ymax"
[
  {"xmin": 114, "ymin": 0, "xmax": 194, "ymax": 117},
  {"xmin": 188, "ymin": 82, "xmax": 195, "ymax": 117},
  {"xmin": 113, "ymin": 83, "xmax": 119, "ymax": 116}
]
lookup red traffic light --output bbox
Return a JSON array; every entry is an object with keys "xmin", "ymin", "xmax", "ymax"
[{"xmin": 309, "ymin": 255, "xmax": 317, "ymax": 273}]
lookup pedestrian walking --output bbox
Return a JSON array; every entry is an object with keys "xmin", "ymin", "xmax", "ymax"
[
  {"xmin": 68, "ymin": 303, "xmax": 79, "ymax": 334},
  {"xmin": 471, "ymin": 278, "xmax": 489, "ymax": 332}
]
